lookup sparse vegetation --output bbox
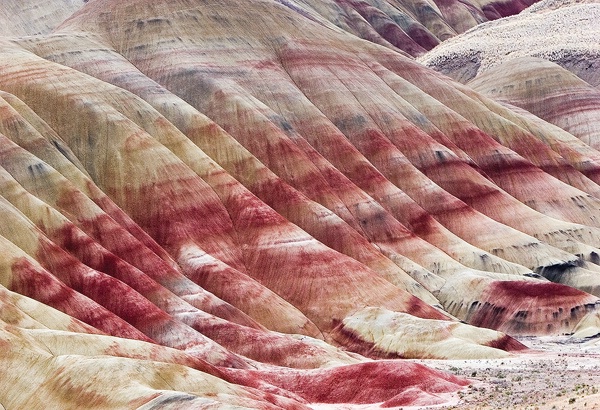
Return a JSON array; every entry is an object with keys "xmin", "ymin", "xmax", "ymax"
[{"xmin": 418, "ymin": 336, "xmax": 600, "ymax": 410}]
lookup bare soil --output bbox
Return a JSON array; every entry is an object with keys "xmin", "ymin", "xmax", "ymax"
[{"xmin": 413, "ymin": 336, "xmax": 600, "ymax": 409}]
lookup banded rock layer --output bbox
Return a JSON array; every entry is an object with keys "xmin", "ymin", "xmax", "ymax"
[{"xmin": 1, "ymin": 0, "xmax": 600, "ymax": 408}]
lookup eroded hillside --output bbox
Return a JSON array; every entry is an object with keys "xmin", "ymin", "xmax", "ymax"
[{"xmin": 1, "ymin": 0, "xmax": 600, "ymax": 408}]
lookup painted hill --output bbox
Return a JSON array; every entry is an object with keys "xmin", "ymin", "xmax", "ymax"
[
  {"xmin": 257, "ymin": 0, "xmax": 540, "ymax": 56},
  {"xmin": 1, "ymin": 0, "xmax": 600, "ymax": 408}
]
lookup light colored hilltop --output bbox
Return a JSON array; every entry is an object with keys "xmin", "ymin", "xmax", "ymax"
[{"xmin": 419, "ymin": 0, "xmax": 600, "ymax": 85}]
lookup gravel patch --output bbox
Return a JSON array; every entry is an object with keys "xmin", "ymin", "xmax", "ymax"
[{"xmin": 410, "ymin": 336, "xmax": 600, "ymax": 409}]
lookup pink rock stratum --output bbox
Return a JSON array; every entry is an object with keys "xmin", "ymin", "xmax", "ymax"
[{"xmin": 1, "ymin": 0, "xmax": 600, "ymax": 408}]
